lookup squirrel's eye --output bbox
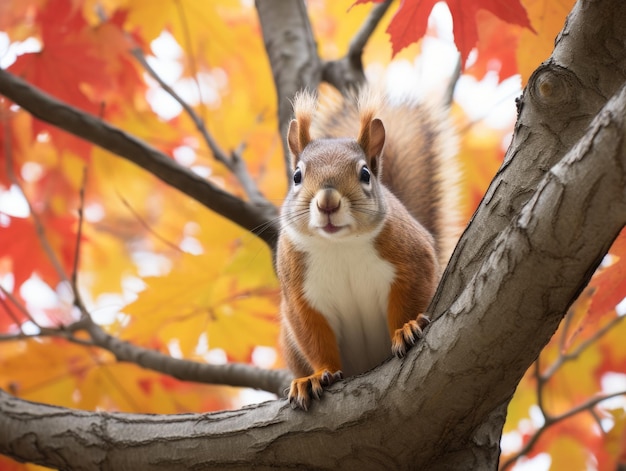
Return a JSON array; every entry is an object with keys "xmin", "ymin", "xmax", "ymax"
[
  {"xmin": 293, "ymin": 167, "xmax": 302, "ymax": 185},
  {"xmin": 360, "ymin": 166, "xmax": 371, "ymax": 184}
]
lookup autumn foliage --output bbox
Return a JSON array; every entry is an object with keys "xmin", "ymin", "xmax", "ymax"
[{"xmin": 0, "ymin": 0, "xmax": 625, "ymax": 469}]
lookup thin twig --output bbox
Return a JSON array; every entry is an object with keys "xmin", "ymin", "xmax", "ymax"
[
  {"xmin": 533, "ymin": 356, "xmax": 550, "ymax": 420},
  {"xmin": 2, "ymin": 104, "xmax": 68, "ymax": 286},
  {"xmin": 116, "ymin": 191, "xmax": 182, "ymax": 253},
  {"xmin": 0, "ymin": 286, "xmax": 38, "ymax": 326},
  {"xmin": 3, "ymin": 131, "xmax": 70, "ymax": 285},
  {"xmin": 518, "ymin": 309, "xmax": 626, "ymax": 469},
  {"xmin": 0, "ymin": 294, "xmax": 23, "ymax": 326},
  {"xmin": 347, "ymin": 0, "xmax": 393, "ymax": 66},
  {"xmin": 71, "ymin": 166, "xmax": 91, "ymax": 321},
  {"xmin": 541, "ymin": 313, "xmax": 626, "ymax": 381},
  {"xmin": 131, "ymin": 48, "xmax": 266, "ymax": 204},
  {"xmin": 322, "ymin": 0, "xmax": 393, "ymax": 93},
  {"xmin": 0, "ymin": 327, "xmax": 94, "ymax": 347},
  {"xmin": 500, "ymin": 390, "xmax": 626, "ymax": 470}
]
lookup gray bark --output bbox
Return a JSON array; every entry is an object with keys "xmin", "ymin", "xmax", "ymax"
[{"xmin": 256, "ymin": 0, "xmax": 322, "ymax": 180}]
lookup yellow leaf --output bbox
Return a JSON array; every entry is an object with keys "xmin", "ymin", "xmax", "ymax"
[
  {"xmin": 503, "ymin": 367, "xmax": 538, "ymax": 434},
  {"xmin": 517, "ymin": 0, "xmax": 577, "ymax": 84},
  {"xmin": 0, "ymin": 339, "xmax": 109, "ymax": 407},
  {"xmin": 548, "ymin": 434, "xmax": 590, "ymax": 471},
  {"xmin": 120, "ymin": 225, "xmax": 279, "ymax": 362}
]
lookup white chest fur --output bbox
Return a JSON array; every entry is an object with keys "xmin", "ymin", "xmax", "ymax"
[{"xmin": 288, "ymin": 228, "xmax": 396, "ymax": 376}]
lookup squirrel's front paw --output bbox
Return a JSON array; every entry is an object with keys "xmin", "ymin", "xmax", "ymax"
[
  {"xmin": 288, "ymin": 370, "xmax": 344, "ymax": 411},
  {"xmin": 391, "ymin": 314, "xmax": 430, "ymax": 358}
]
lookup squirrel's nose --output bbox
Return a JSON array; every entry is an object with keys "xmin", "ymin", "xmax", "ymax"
[{"xmin": 316, "ymin": 188, "xmax": 341, "ymax": 214}]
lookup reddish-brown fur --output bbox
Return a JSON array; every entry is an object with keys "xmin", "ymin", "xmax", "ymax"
[{"xmin": 278, "ymin": 238, "xmax": 344, "ymax": 409}]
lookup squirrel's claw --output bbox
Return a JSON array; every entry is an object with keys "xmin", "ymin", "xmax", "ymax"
[
  {"xmin": 391, "ymin": 314, "xmax": 430, "ymax": 358},
  {"xmin": 288, "ymin": 369, "xmax": 344, "ymax": 411}
]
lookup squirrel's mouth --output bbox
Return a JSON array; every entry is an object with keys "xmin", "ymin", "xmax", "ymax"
[{"xmin": 321, "ymin": 223, "xmax": 343, "ymax": 234}]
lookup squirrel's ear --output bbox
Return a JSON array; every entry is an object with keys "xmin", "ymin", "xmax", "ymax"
[
  {"xmin": 287, "ymin": 118, "xmax": 311, "ymax": 168},
  {"xmin": 358, "ymin": 118, "xmax": 385, "ymax": 175}
]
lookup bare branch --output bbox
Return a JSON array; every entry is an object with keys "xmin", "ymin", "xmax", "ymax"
[
  {"xmin": 81, "ymin": 318, "xmax": 291, "ymax": 396},
  {"xmin": 0, "ymin": 68, "xmax": 280, "ymax": 250},
  {"xmin": 0, "ymin": 286, "xmax": 38, "ymax": 327},
  {"xmin": 1, "ymin": 283, "xmax": 291, "ymax": 395},
  {"xmin": 541, "ymin": 313, "xmax": 626, "ymax": 382},
  {"xmin": 500, "ymin": 390, "xmax": 626, "ymax": 470},
  {"xmin": 3, "ymin": 110, "xmax": 69, "ymax": 285},
  {"xmin": 116, "ymin": 192, "xmax": 183, "ymax": 253},
  {"xmin": 322, "ymin": 0, "xmax": 393, "ymax": 93},
  {"xmin": 131, "ymin": 49, "xmax": 266, "ymax": 205}
]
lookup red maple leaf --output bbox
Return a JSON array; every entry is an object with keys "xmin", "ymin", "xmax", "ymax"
[
  {"xmin": 7, "ymin": 1, "xmax": 147, "ymax": 158},
  {"xmin": 587, "ymin": 231, "xmax": 626, "ymax": 319},
  {"xmin": 354, "ymin": 0, "xmax": 534, "ymax": 66},
  {"xmin": 9, "ymin": 0, "xmax": 106, "ymax": 116},
  {"xmin": 0, "ymin": 213, "xmax": 77, "ymax": 293},
  {"xmin": 565, "ymin": 229, "xmax": 626, "ymax": 350},
  {"xmin": 464, "ymin": 11, "xmax": 522, "ymax": 81}
]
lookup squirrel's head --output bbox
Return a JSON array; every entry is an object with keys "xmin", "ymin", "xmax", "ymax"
[{"xmin": 282, "ymin": 100, "xmax": 387, "ymax": 242}]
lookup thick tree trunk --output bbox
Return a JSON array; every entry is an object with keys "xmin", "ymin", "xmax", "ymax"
[{"xmin": 1, "ymin": 0, "xmax": 625, "ymax": 469}]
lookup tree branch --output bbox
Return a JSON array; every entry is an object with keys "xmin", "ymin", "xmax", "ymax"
[
  {"xmin": 541, "ymin": 312, "xmax": 626, "ymax": 382},
  {"xmin": 501, "ymin": 298, "xmax": 626, "ymax": 467},
  {"xmin": 0, "ymin": 301, "xmax": 291, "ymax": 396},
  {"xmin": 500, "ymin": 390, "xmax": 626, "ymax": 470},
  {"xmin": 130, "ymin": 48, "xmax": 266, "ymax": 205},
  {"xmin": 0, "ymin": 68, "xmax": 280, "ymax": 250},
  {"xmin": 2, "ymin": 1, "xmax": 625, "ymax": 468},
  {"xmin": 322, "ymin": 0, "xmax": 393, "ymax": 93},
  {"xmin": 255, "ymin": 0, "xmax": 322, "ymax": 182},
  {"xmin": 81, "ymin": 318, "xmax": 291, "ymax": 396}
]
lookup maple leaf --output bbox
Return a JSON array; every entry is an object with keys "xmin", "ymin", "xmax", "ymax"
[
  {"xmin": 7, "ymin": 0, "xmax": 147, "ymax": 158},
  {"xmin": 9, "ymin": 0, "xmax": 106, "ymax": 115},
  {"xmin": 564, "ymin": 230, "xmax": 626, "ymax": 349},
  {"xmin": 0, "ymin": 217, "xmax": 62, "ymax": 293},
  {"xmin": 465, "ymin": 11, "xmax": 522, "ymax": 81},
  {"xmin": 516, "ymin": 0, "xmax": 577, "ymax": 84},
  {"xmin": 354, "ymin": 0, "xmax": 534, "ymax": 66}
]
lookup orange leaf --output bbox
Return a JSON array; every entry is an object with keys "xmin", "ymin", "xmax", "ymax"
[
  {"xmin": 566, "ymin": 229, "xmax": 626, "ymax": 348},
  {"xmin": 589, "ymin": 230, "xmax": 626, "ymax": 316},
  {"xmin": 516, "ymin": 0, "xmax": 576, "ymax": 84}
]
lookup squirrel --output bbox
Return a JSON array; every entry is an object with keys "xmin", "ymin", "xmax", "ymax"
[{"xmin": 276, "ymin": 87, "xmax": 460, "ymax": 411}]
